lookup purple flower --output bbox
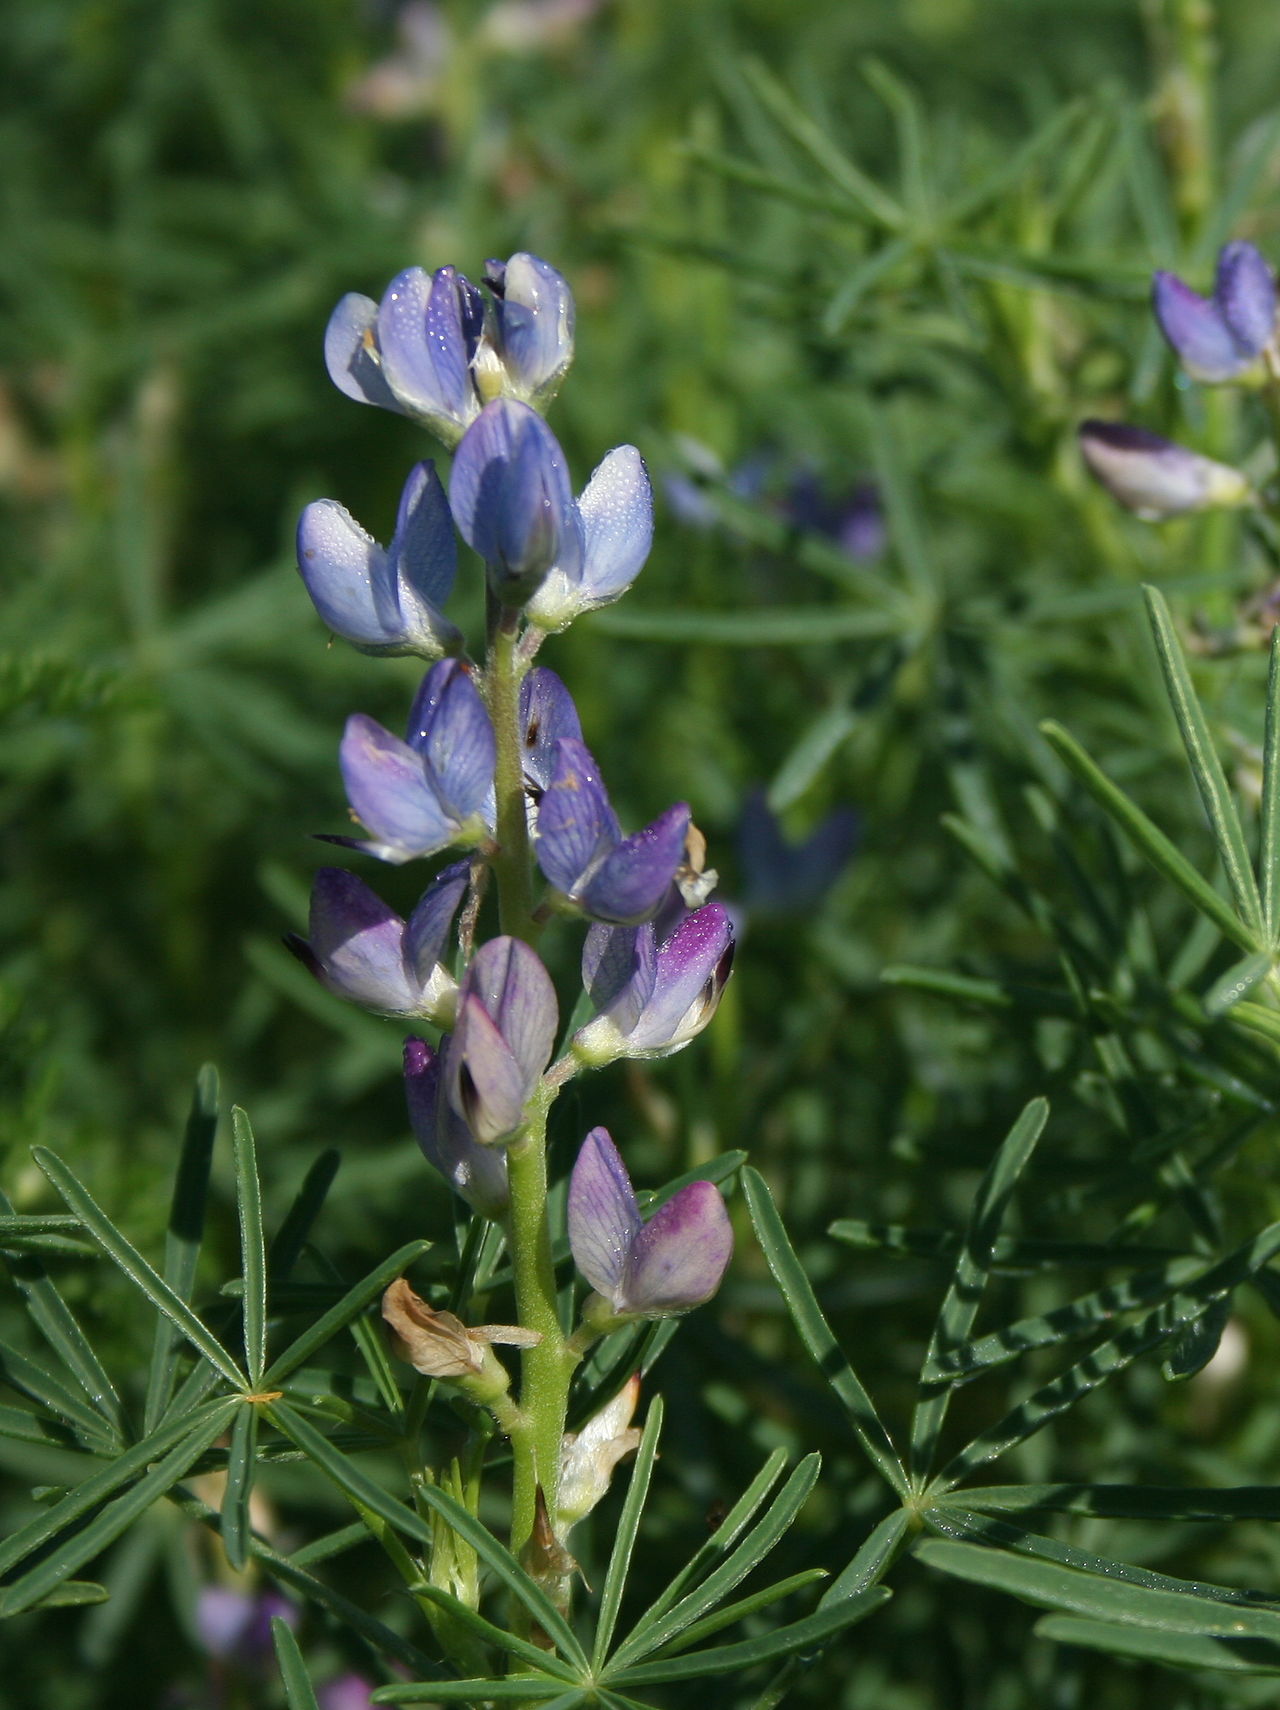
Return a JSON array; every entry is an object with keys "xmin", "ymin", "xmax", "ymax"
[
  {"xmin": 574, "ymin": 903, "xmax": 735, "ymax": 1065},
  {"xmin": 568, "ymin": 1128, "xmax": 733, "ymax": 1322},
  {"xmin": 297, "ymin": 462, "xmax": 460, "ymax": 659},
  {"xmin": 738, "ymin": 789, "xmax": 859, "ymax": 916},
  {"xmin": 535, "ymin": 737, "xmax": 690, "ymax": 924},
  {"xmin": 332, "ymin": 660, "xmax": 496, "ymax": 863},
  {"xmin": 195, "ymin": 1587, "xmax": 296, "ymax": 1667},
  {"xmin": 404, "ymin": 1036, "xmax": 509, "ymax": 1218},
  {"xmin": 1153, "ymin": 241, "xmax": 1277, "ymax": 383},
  {"xmin": 444, "ymin": 937, "xmax": 558, "ymax": 1144},
  {"xmin": 285, "ymin": 864, "xmax": 466, "ymax": 1020},
  {"xmin": 525, "ymin": 444, "xmax": 654, "ymax": 631},
  {"xmin": 449, "ymin": 398, "xmax": 580, "ymax": 604},
  {"xmin": 1078, "ymin": 421, "xmax": 1252, "ymax": 520},
  {"xmin": 318, "ymin": 1676, "xmax": 377, "ymax": 1710},
  {"xmin": 519, "ymin": 666, "xmax": 584, "ymax": 798},
  {"xmin": 324, "ymin": 254, "xmax": 573, "ymax": 446}
]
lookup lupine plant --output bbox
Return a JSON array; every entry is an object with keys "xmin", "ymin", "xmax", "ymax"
[{"xmin": 19, "ymin": 5, "xmax": 1280, "ymax": 1706}]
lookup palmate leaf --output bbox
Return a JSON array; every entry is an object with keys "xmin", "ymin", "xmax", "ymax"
[
  {"xmin": 266, "ymin": 1401, "xmax": 587, "ymax": 1672},
  {"xmin": 272, "ymin": 1617, "xmax": 322, "ymax": 1710},
  {"xmin": 743, "ymin": 1168, "xmax": 906, "ymax": 1496},
  {"xmin": 34, "ymin": 1148, "xmax": 247, "ymax": 1391},
  {"xmin": 0, "ymin": 1186, "xmax": 125, "ymax": 1445},
  {"xmin": 923, "ymin": 1250, "xmax": 1213, "ymax": 1384},
  {"xmin": 411, "ymin": 1586, "xmax": 580, "ymax": 1681},
  {"xmin": 608, "ymin": 1454, "xmax": 821, "ymax": 1670},
  {"xmin": 910, "ymin": 1099, "xmax": 1048, "ymax": 1479},
  {"xmin": 955, "ymin": 1484, "xmax": 1280, "ymax": 1522},
  {"xmin": 917, "ymin": 1538, "xmax": 1280, "ymax": 1642},
  {"xmin": 232, "ymin": 1107, "xmax": 268, "ymax": 1384},
  {"xmin": 0, "ymin": 1396, "xmax": 239, "ymax": 1617},
  {"xmin": 261, "ymin": 1239, "xmax": 431, "ymax": 1389},
  {"xmin": 931, "ymin": 1218, "xmax": 1280, "ymax": 1492},
  {"xmin": 591, "ymin": 1394, "xmax": 664, "ymax": 1670},
  {"xmin": 926, "ymin": 1507, "xmax": 1280, "ymax": 1611},
  {"xmin": 1034, "ymin": 1615, "xmax": 1280, "ymax": 1676},
  {"xmin": 143, "ymin": 1065, "xmax": 220, "ymax": 1433},
  {"xmin": 221, "ymin": 1400, "xmax": 259, "ymax": 1572},
  {"xmin": 1143, "ymin": 586, "xmax": 1264, "ymax": 938},
  {"xmin": 603, "ymin": 1590, "xmax": 890, "ymax": 1686},
  {"xmin": 1038, "ymin": 720, "xmax": 1257, "ymax": 953}
]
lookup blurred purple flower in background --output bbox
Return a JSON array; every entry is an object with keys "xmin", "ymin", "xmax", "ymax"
[
  {"xmin": 1153, "ymin": 241, "xmax": 1277, "ymax": 384},
  {"xmin": 738, "ymin": 789, "xmax": 859, "ymax": 918},
  {"xmin": 195, "ymin": 1587, "xmax": 296, "ymax": 1669}
]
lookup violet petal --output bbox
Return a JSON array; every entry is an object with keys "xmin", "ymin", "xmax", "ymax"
[
  {"xmin": 567, "ymin": 1127, "xmax": 642, "ymax": 1301},
  {"xmin": 339, "ymin": 714, "xmax": 455, "ymax": 863},
  {"xmin": 324, "ymin": 292, "xmax": 402, "ymax": 413},
  {"xmin": 621, "ymin": 1180, "xmax": 733, "ymax": 1315}
]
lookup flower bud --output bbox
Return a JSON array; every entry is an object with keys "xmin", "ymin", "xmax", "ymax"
[
  {"xmin": 557, "ymin": 1375, "xmax": 642, "ymax": 1534},
  {"xmin": 1078, "ymin": 420, "xmax": 1253, "ymax": 521},
  {"xmin": 444, "ymin": 938, "xmax": 558, "ymax": 1145},
  {"xmin": 404, "ymin": 1037, "xmax": 509, "ymax": 1219},
  {"xmin": 568, "ymin": 1128, "xmax": 733, "ymax": 1324},
  {"xmin": 449, "ymin": 398, "xmax": 582, "ymax": 604}
]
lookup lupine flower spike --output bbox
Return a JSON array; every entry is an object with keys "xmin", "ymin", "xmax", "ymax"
[
  {"xmin": 287, "ymin": 863, "xmax": 466, "ymax": 1021},
  {"xmin": 1153, "ymin": 241, "xmax": 1277, "ymax": 384},
  {"xmin": 568, "ymin": 1127, "xmax": 733, "ymax": 1326},
  {"xmin": 333, "ymin": 659, "xmax": 496, "ymax": 863},
  {"xmin": 297, "ymin": 462, "xmax": 461, "ymax": 659},
  {"xmin": 325, "ymin": 253, "xmax": 574, "ymax": 446},
  {"xmin": 574, "ymin": 902, "xmax": 735, "ymax": 1066},
  {"xmin": 1078, "ymin": 421, "xmax": 1253, "ymax": 521}
]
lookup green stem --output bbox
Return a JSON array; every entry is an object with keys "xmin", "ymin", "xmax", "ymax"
[
  {"xmin": 484, "ymin": 609, "xmax": 540, "ymax": 946},
  {"xmin": 505, "ymin": 1094, "xmax": 574, "ymax": 1562}
]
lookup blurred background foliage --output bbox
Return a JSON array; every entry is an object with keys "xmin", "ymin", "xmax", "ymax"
[{"xmin": 10, "ymin": 0, "xmax": 1280, "ymax": 1704}]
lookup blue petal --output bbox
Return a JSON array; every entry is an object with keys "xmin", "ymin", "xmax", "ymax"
[
  {"xmin": 403, "ymin": 861, "xmax": 469, "ymax": 986},
  {"xmin": 520, "ymin": 667, "xmax": 585, "ymax": 794},
  {"xmin": 377, "ymin": 267, "xmax": 474, "ymax": 431},
  {"xmin": 1152, "ymin": 271, "xmax": 1249, "ymax": 381},
  {"xmin": 579, "ymin": 802, "xmax": 691, "ymax": 925},
  {"xmin": 339, "ymin": 713, "xmax": 456, "ymax": 863},
  {"xmin": 568, "ymin": 1127, "xmax": 641, "ymax": 1301},
  {"xmin": 1216, "ymin": 241, "xmax": 1277, "ymax": 358},
  {"xmin": 388, "ymin": 462, "xmax": 459, "ymax": 613},
  {"xmin": 295, "ymin": 868, "xmax": 417, "ymax": 1012},
  {"xmin": 449, "ymin": 398, "xmax": 582, "ymax": 595},
  {"xmin": 324, "ymin": 293, "xmax": 403, "ymax": 413},
  {"xmin": 535, "ymin": 738, "xmax": 620, "ymax": 895},
  {"xmin": 463, "ymin": 937, "xmax": 558, "ymax": 1086},
  {"xmin": 495, "ymin": 252, "xmax": 576, "ymax": 403},
  {"xmin": 297, "ymin": 499, "xmax": 399, "ymax": 650},
  {"xmin": 405, "ymin": 661, "xmax": 497, "ymax": 827}
]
